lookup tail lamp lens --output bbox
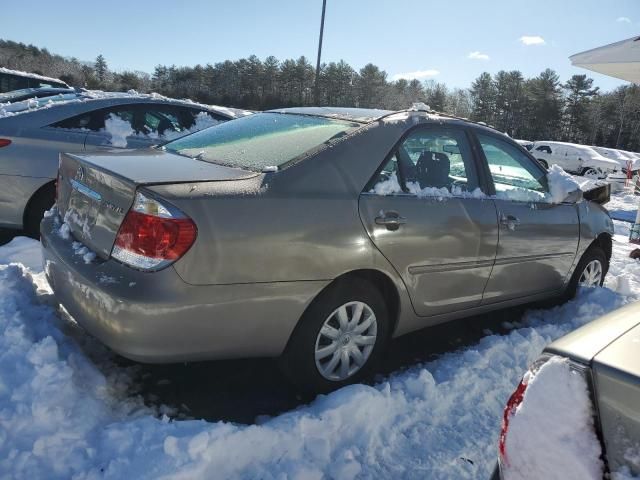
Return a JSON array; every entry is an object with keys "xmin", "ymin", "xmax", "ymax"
[{"xmin": 112, "ymin": 192, "xmax": 197, "ymax": 270}]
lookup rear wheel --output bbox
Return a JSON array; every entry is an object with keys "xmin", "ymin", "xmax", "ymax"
[
  {"xmin": 24, "ymin": 183, "xmax": 55, "ymax": 238},
  {"xmin": 280, "ymin": 279, "xmax": 389, "ymax": 393},
  {"xmin": 565, "ymin": 245, "xmax": 608, "ymax": 299}
]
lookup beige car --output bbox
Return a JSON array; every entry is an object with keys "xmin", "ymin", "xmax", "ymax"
[{"xmin": 41, "ymin": 107, "xmax": 614, "ymax": 392}]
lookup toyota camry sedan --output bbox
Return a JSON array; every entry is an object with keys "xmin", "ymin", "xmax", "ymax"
[{"xmin": 41, "ymin": 107, "xmax": 614, "ymax": 392}]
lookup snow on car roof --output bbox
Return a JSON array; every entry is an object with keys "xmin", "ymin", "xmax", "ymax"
[
  {"xmin": 0, "ymin": 66, "xmax": 69, "ymax": 87},
  {"xmin": 535, "ymin": 141, "xmax": 610, "ymax": 153},
  {"xmin": 0, "ymin": 89, "xmax": 251, "ymax": 120},
  {"xmin": 268, "ymin": 107, "xmax": 394, "ymax": 123}
]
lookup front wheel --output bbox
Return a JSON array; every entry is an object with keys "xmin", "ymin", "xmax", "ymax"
[
  {"xmin": 565, "ymin": 246, "xmax": 608, "ymax": 299},
  {"xmin": 580, "ymin": 167, "xmax": 603, "ymax": 179},
  {"xmin": 537, "ymin": 159, "xmax": 548, "ymax": 169},
  {"xmin": 280, "ymin": 279, "xmax": 389, "ymax": 393}
]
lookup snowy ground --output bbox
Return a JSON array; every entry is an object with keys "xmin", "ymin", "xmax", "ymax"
[{"xmin": 0, "ymin": 193, "xmax": 639, "ymax": 479}]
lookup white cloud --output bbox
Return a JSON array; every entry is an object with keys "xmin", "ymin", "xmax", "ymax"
[
  {"xmin": 468, "ymin": 51, "xmax": 490, "ymax": 61},
  {"xmin": 616, "ymin": 16, "xmax": 631, "ymax": 23},
  {"xmin": 519, "ymin": 35, "xmax": 546, "ymax": 46},
  {"xmin": 391, "ymin": 69, "xmax": 440, "ymax": 81}
]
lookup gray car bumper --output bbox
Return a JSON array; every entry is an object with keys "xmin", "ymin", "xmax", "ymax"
[{"xmin": 41, "ymin": 215, "xmax": 328, "ymax": 363}]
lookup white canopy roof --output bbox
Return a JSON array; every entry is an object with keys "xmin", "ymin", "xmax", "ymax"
[{"xmin": 570, "ymin": 35, "xmax": 640, "ymax": 84}]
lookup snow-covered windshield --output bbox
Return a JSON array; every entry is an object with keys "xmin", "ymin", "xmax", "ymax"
[{"xmin": 164, "ymin": 113, "xmax": 360, "ymax": 171}]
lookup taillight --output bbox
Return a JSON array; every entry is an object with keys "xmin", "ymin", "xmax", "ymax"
[
  {"xmin": 497, "ymin": 355, "xmax": 600, "ymax": 479},
  {"xmin": 498, "ymin": 355, "xmax": 551, "ymax": 468},
  {"xmin": 112, "ymin": 191, "xmax": 197, "ymax": 271},
  {"xmin": 498, "ymin": 378, "xmax": 528, "ymax": 463},
  {"xmin": 0, "ymin": 139, "xmax": 11, "ymax": 148}
]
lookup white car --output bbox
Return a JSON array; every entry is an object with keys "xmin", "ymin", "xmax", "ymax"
[
  {"xmin": 513, "ymin": 139, "xmax": 533, "ymax": 150},
  {"xmin": 531, "ymin": 141, "xmax": 620, "ymax": 179},
  {"xmin": 592, "ymin": 146, "xmax": 640, "ymax": 175}
]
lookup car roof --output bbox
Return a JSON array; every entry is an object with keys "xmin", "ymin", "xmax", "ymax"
[
  {"xmin": 267, "ymin": 107, "xmax": 394, "ymax": 123},
  {"xmin": 535, "ymin": 141, "xmax": 600, "ymax": 151},
  {"xmin": 0, "ymin": 90, "xmax": 250, "ymax": 124},
  {"xmin": 266, "ymin": 106, "xmax": 507, "ymax": 135}
]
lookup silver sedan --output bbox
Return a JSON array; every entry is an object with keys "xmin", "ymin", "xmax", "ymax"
[
  {"xmin": 0, "ymin": 91, "xmax": 247, "ymax": 234},
  {"xmin": 496, "ymin": 301, "xmax": 640, "ymax": 479},
  {"xmin": 41, "ymin": 107, "xmax": 614, "ymax": 392}
]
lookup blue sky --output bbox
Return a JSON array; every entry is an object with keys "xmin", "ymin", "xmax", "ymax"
[{"xmin": 3, "ymin": 0, "xmax": 639, "ymax": 91}]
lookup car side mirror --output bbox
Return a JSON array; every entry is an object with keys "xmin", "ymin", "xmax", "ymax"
[{"xmin": 561, "ymin": 189, "xmax": 583, "ymax": 204}]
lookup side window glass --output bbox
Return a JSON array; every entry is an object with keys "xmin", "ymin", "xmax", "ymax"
[
  {"xmin": 478, "ymin": 134, "xmax": 550, "ymax": 202},
  {"xmin": 51, "ymin": 113, "xmax": 93, "ymax": 131},
  {"xmin": 141, "ymin": 107, "xmax": 223, "ymax": 141},
  {"xmin": 535, "ymin": 145, "xmax": 551, "ymax": 154},
  {"xmin": 87, "ymin": 108, "xmax": 137, "ymax": 147},
  {"xmin": 370, "ymin": 128, "xmax": 480, "ymax": 197}
]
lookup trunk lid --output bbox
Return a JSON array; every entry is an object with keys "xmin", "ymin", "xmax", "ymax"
[{"xmin": 57, "ymin": 148, "xmax": 257, "ymax": 258}]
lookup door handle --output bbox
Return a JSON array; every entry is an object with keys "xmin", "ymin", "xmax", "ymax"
[
  {"xmin": 499, "ymin": 213, "xmax": 520, "ymax": 231},
  {"xmin": 375, "ymin": 211, "xmax": 407, "ymax": 231}
]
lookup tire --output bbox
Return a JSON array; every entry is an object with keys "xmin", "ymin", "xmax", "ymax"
[
  {"xmin": 280, "ymin": 279, "xmax": 390, "ymax": 393},
  {"xmin": 580, "ymin": 167, "xmax": 601, "ymax": 179},
  {"xmin": 537, "ymin": 159, "xmax": 548, "ymax": 169},
  {"xmin": 24, "ymin": 183, "xmax": 55, "ymax": 238},
  {"xmin": 564, "ymin": 245, "xmax": 608, "ymax": 300}
]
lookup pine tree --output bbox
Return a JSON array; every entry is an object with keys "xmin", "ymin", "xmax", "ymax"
[
  {"xmin": 563, "ymin": 74, "xmax": 599, "ymax": 142},
  {"xmin": 94, "ymin": 54, "xmax": 108, "ymax": 85}
]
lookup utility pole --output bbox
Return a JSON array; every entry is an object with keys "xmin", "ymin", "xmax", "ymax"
[{"xmin": 314, "ymin": 0, "xmax": 327, "ymax": 105}]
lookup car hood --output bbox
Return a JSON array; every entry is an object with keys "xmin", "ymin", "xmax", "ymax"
[
  {"xmin": 584, "ymin": 155, "xmax": 622, "ymax": 170},
  {"xmin": 545, "ymin": 302, "xmax": 640, "ymax": 364}
]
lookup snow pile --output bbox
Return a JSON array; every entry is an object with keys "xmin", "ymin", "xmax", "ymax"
[
  {"xmin": 546, "ymin": 164, "xmax": 581, "ymax": 203},
  {"xmin": 71, "ymin": 241, "xmax": 96, "ymax": 264},
  {"xmin": 494, "ymin": 184, "xmax": 549, "ymax": 203},
  {"xmin": 0, "ymin": 192, "xmax": 638, "ymax": 478},
  {"xmin": 371, "ymin": 173, "xmax": 485, "ymax": 200},
  {"xmin": 607, "ymin": 191, "xmax": 639, "ymax": 223},
  {"xmin": 500, "ymin": 356, "xmax": 603, "ymax": 480},
  {"xmin": 48, "ymin": 207, "xmax": 98, "ymax": 264},
  {"xmin": 370, "ymin": 164, "xmax": 583, "ymax": 204},
  {"xmin": 104, "ymin": 113, "xmax": 134, "ymax": 147},
  {"xmin": 0, "ymin": 237, "xmax": 42, "ymax": 271}
]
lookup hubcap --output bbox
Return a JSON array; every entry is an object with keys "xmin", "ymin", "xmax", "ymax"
[
  {"xmin": 579, "ymin": 259, "xmax": 603, "ymax": 288},
  {"xmin": 583, "ymin": 168, "xmax": 600, "ymax": 179},
  {"xmin": 314, "ymin": 301, "xmax": 378, "ymax": 381}
]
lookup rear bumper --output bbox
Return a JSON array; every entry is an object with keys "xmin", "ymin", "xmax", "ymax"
[{"xmin": 41, "ymin": 215, "xmax": 328, "ymax": 363}]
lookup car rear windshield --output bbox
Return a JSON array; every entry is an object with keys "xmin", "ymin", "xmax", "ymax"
[
  {"xmin": 163, "ymin": 112, "xmax": 361, "ymax": 171},
  {"xmin": 0, "ymin": 93, "xmax": 79, "ymax": 113}
]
